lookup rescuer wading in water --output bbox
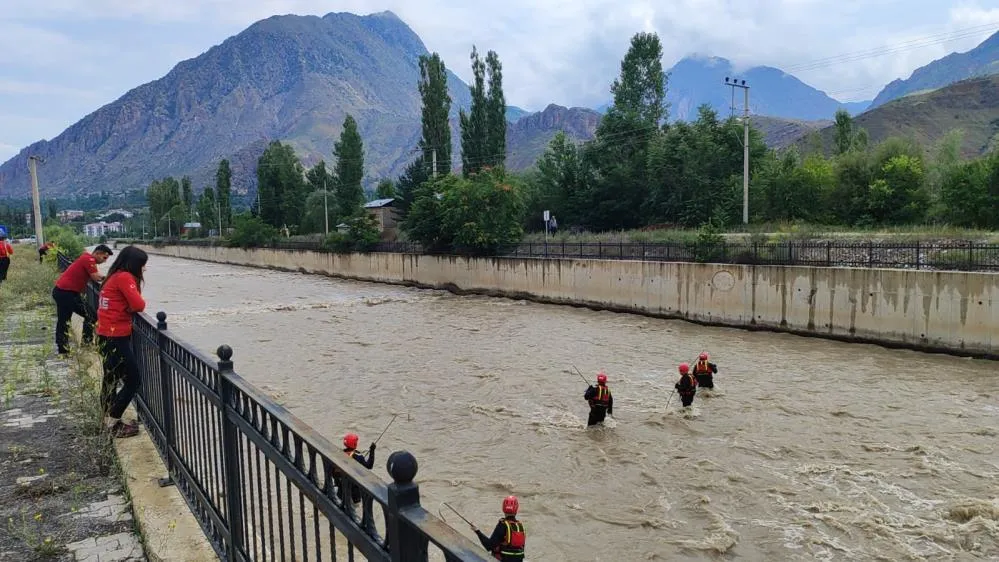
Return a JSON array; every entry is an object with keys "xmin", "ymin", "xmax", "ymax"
[
  {"xmin": 675, "ymin": 363, "xmax": 697, "ymax": 408},
  {"xmin": 692, "ymin": 352, "xmax": 718, "ymax": 389},
  {"xmin": 584, "ymin": 372, "xmax": 613, "ymax": 426},
  {"xmin": 471, "ymin": 495, "xmax": 526, "ymax": 561}
]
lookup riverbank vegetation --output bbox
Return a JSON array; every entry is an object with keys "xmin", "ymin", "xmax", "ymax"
[{"xmin": 135, "ymin": 32, "xmax": 998, "ymax": 255}]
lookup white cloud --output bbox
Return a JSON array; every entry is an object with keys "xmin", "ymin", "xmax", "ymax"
[{"xmin": 0, "ymin": 0, "xmax": 996, "ymax": 156}]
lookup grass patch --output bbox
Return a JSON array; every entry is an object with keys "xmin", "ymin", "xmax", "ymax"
[{"xmin": 0, "ymin": 254, "xmax": 59, "ymax": 313}]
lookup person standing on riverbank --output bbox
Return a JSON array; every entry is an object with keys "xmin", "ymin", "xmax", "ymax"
[
  {"xmin": 471, "ymin": 495, "xmax": 526, "ymax": 561},
  {"xmin": 339, "ymin": 433, "xmax": 376, "ymax": 529},
  {"xmin": 96, "ymin": 246, "xmax": 148, "ymax": 439},
  {"xmin": 584, "ymin": 372, "xmax": 614, "ymax": 426},
  {"xmin": 692, "ymin": 352, "xmax": 718, "ymax": 390},
  {"xmin": 0, "ymin": 232, "xmax": 12, "ymax": 285},
  {"xmin": 675, "ymin": 363, "xmax": 697, "ymax": 409},
  {"xmin": 52, "ymin": 244, "xmax": 112, "ymax": 354}
]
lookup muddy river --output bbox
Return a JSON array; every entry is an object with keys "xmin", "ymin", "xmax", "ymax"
[{"xmin": 137, "ymin": 254, "xmax": 999, "ymax": 561}]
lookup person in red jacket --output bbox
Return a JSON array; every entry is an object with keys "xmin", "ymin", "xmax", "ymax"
[
  {"xmin": 96, "ymin": 246, "xmax": 148, "ymax": 439},
  {"xmin": 52, "ymin": 244, "xmax": 113, "ymax": 354},
  {"xmin": 471, "ymin": 496, "xmax": 526, "ymax": 561},
  {"xmin": 0, "ymin": 232, "xmax": 12, "ymax": 285}
]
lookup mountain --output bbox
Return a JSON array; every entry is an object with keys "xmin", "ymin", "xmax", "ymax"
[
  {"xmin": 0, "ymin": 12, "xmax": 584, "ymax": 200},
  {"xmin": 803, "ymin": 75, "xmax": 999, "ymax": 158},
  {"xmin": 505, "ymin": 104, "xmax": 601, "ymax": 169},
  {"xmin": 870, "ymin": 31, "xmax": 999, "ymax": 109},
  {"xmin": 506, "ymin": 106, "xmax": 530, "ymax": 123},
  {"xmin": 592, "ymin": 57, "xmax": 869, "ymax": 122}
]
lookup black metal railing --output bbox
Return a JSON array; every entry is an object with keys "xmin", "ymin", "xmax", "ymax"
[
  {"xmin": 58, "ymin": 254, "xmax": 489, "ymax": 562},
  {"xmin": 130, "ymin": 237, "xmax": 999, "ymax": 272}
]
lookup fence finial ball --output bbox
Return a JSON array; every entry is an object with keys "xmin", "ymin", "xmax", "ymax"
[
  {"xmin": 387, "ymin": 451, "xmax": 418, "ymax": 484},
  {"xmin": 156, "ymin": 311, "xmax": 167, "ymax": 322},
  {"xmin": 217, "ymin": 345, "xmax": 233, "ymax": 361}
]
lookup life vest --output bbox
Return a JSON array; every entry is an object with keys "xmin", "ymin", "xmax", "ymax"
[
  {"xmin": 493, "ymin": 519, "xmax": 525, "ymax": 559},
  {"xmin": 693, "ymin": 361, "xmax": 712, "ymax": 375},
  {"xmin": 679, "ymin": 373, "xmax": 697, "ymax": 392},
  {"xmin": 591, "ymin": 385, "xmax": 610, "ymax": 406}
]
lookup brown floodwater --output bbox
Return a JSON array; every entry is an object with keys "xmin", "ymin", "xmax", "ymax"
[{"xmin": 137, "ymin": 254, "xmax": 999, "ymax": 561}]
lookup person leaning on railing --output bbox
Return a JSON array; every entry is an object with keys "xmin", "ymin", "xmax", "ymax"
[
  {"xmin": 52, "ymin": 244, "xmax": 112, "ymax": 354},
  {"xmin": 96, "ymin": 246, "xmax": 149, "ymax": 439},
  {"xmin": 0, "ymin": 232, "xmax": 12, "ymax": 285}
]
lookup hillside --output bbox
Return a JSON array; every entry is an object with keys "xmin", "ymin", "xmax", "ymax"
[
  {"xmin": 804, "ymin": 75, "xmax": 999, "ymax": 158},
  {"xmin": 505, "ymin": 105, "xmax": 601, "ymax": 169},
  {"xmin": 593, "ymin": 56, "xmax": 870, "ymax": 121},
  {"xmin": 870, "ymin": 31, "xmax": 999, "ymax": 109},
  {"xmin": 751, "ymin": 116, "xmax": 830, "ymax": 149},
  {"xmin": 0, "ymin": 11, "xmax": 584, "ymax": 199}
]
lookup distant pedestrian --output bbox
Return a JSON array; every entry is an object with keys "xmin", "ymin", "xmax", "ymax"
[
  {"xmin": 52, "ymin": 244, "xmax": 112, "ymax": 354},
  {"xmin": 0, "ymin": 233, "xmax": 13, "ymax": 285},
  {"xmin": 675, "ymin": 363, "xmax": 697, "ymax": 409},
  {"xmin": 583, "ymin": 371, "xmax": 614, "ymax": 426},
  {"xmin": 692, "ymin": 352, "xmax": 718, "ymax": 390},
  {"xmin": 96, "ymin": 246, "xmax": 148, "ymax": 439}
]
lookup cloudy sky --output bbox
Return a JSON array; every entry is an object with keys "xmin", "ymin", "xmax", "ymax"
[{"xmin": 1, "ymin": 0, "xmax": 998, "ymax": 162}]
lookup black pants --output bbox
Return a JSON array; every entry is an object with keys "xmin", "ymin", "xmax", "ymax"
[
  {"xmin": 694, "ymin": 374, "xmax": 714, "ymax": 389},
  {"xmin": 0, "ymin": 257, "xmax": 9, "ymax": 282},
  {"xmin": 587, "ymin": 405, "xmax": 608, "ymax": 426},
  {"xmin": 679, "ymin": 391, "xmax": 696, "ymax": 407},
  {"xmin": 53, "ymin": 287, "xmax": 94, "ymax": 352},
  {"xmin": 98, "ymin": 336, "xmax": 140, "ymax": 419}
]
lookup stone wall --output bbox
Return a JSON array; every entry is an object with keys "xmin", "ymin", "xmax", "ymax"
[{"xmin": 138, "ymin": 244, "xmax": 999, "ymax": 359}]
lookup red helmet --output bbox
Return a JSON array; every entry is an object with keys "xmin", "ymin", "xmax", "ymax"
[
  {"xmin": 596, "ymin": 372, "xmax": 607, "ymax": 384},
  {"xmin": 343, "ymin": 433, "xmax": 359, "ymax": 449},
  {"xmin": 679, "ymin": 363, "xmax": 690, "ymax": 374},
  {"xmin": 502, "ymin": 495, "xmax": 519, "ymax": 515},
  {"xmin": 698, "ymin": 352, "xmax": 709, "ymax": 361}
]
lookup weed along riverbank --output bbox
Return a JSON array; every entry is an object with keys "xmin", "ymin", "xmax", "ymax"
[
  {"xmin": 0, "ymin": 254, "xmax": 215, "ymax": 561},
  {"xmin": 139, "ymin": 244, "xmax": 999, "ymax": 360}
]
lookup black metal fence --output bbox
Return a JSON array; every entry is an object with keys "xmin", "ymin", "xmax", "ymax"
[
  {"xmin": 134, "ymin": 238, "xmax": 999, "ymax": 272},
  {"xmin": 58, "ymin": 254, "xmax": 489, "ymax": 562}
]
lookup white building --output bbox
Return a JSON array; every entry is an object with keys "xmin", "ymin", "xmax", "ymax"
[
  {"xmin": 58, "ymin": 210, "xmax": 85, "ymax": 221},
  {"xmin": 83, "ymin": 221, "xmax": 125, "ymax": 238},
  {"xmin": 99, "ymin": 209, "xmax": 134, "ymax": 220}
]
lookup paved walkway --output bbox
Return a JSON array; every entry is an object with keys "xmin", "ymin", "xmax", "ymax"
[{"xmin": 0, "ymin": 340, "xmax": 146, "ymax": 561}]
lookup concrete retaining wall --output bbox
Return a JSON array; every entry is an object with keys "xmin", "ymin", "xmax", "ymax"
[{"xmin": 138, "ymin": 244, "xmax": 999, "ymax": 359}]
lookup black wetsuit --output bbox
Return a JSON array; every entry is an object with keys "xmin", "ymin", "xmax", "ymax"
[
  {"xmin": 584, "ymin": 384, "xmax": 613, "ymax": 426},
  {"xmin": 675, "ymin": 373, "xmax": 697, "ymax": 407}
]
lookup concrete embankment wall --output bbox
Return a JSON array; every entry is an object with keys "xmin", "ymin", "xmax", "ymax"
[{"xmin": 138, "ymin": 244, "xmax": 999, "ymax": 359}]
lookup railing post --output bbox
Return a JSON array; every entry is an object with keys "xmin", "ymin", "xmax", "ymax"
[
  {"xmin": 915, "ymin": 241, "xmax": 921, "ymax": 269},
  {"xmin": 217, "ymin": 344, "xmax": 246, "ymax": 562},
  {"xmin": 155, "ymin": 312, "xmax": 176, "ymax": 488},
  {"xmin": 386, "ymin": 451, "xmax": 429, "ymax": 562}
]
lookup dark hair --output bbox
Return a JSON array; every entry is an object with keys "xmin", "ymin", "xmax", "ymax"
[
  {"xmin": 103, "ymin": 246, "xmax": 148, "ymax": 289},
  {"xmin": 93, "ymin": 244, "xmax": 113, "ymax": 256}
]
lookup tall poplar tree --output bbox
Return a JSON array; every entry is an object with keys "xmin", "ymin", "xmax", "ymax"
[
  {"xmin": 485, "ymin": 50, "xmax": 506, "ymax": 168},
  {"xmin": 333, "ymin": 114, "xmax": 365, "ymax": 218},
  {"xmin": 459, "ymin": 46, "xmax": 488, "ymax": 176},
  {"xmin": 418, "ymin": 53, "xmax": 452, "ymax": 178},
  {"xmin": 215, "ymin": 159, "xmax": 232, "ymax": 229}
]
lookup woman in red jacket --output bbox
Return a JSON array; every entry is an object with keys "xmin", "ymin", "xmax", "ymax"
[{"xmin": 97, "ymin": 246, "xmax": 148, "ymax": 438}]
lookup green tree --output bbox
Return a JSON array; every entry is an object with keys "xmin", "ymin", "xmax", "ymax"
[
  {"xmin": 375, "ymin": 179, "xmax": 395, "ymax": 199},
  {"xmin": 333, "ymin": 114, "xmax": 365, "ymax": 219},
  {"xmin": 833, "ymin": 109, "xmax": 854, "ymax": 155},
  {"xmin": 197, "ymin": 186, "xmax": 218, "ymax": 235},
  {"xmin": 485, "ymin": 50, "xmax": 506, "ymax": 168},
  {"xmin": 305, "ymin": 160, "xmax": 334, "ymax": 234},
  {"xmin": 146, "ymin": 176, "xmax": 184, "ymax": 236},
  {"xmin": 606, "ymin": 32, "xmax": 668, "ymax": 127},
  {"xmin": 256, "ymin": 141, "xmax": 307, "ymax": 230},
  {"xmin": 404, "ymin": 167, "xmax": 525, "ymax": 254},
  {"xmin": 395, "ymin": 156, "xmax": 429, "ymax": 216},
  {"xmin": 227, "ymin": 213, "xmax": 278, "ymax": 248},
  {"xmin": 460, "ymin": 46, "xmax": 489, "ymax": 176},
  {"xmin": 527, "ymin": 131, "xmax": 584, "ymax": 228},
  {"xmin": 181, "ymin": 176, "xmax": 193, "ymax": 220},
  {"xmin": 47, "ymin": 200, "xmax": 57, "ymax": 221},
  {"xmin": 216, "ymin": 159, "xmax": 232, "ymax": 229},
  {"xmin": 418, "ymin": 53, "xmax": 452, "ymax": 178}
]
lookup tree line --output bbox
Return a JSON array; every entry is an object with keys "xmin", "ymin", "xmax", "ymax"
[{"xmin": 144, "ymin": 30, "xmax": 999, "ymax": 254}]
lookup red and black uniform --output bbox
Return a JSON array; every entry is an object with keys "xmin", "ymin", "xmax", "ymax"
[
  {"xmin": 692, "ymin": 360, "xmax": 718, "ymax": 389},
  {"xmin": 475, "ymin": 516, "xmax": 525, "ymax": 561},
  {"xmin": 583, "ymin": 383, "xmax": 613, "ymax": 426},
  {"xmin": 97, "ymin": 271, "xmax": 145, "ymax": 419},
  {"xmin": 0, "ymin": 239, "xmax": 12, "ymax": 283},
  {"xmin": 675, "ymin": 372, "xmax": 697, "ymax": 407},
  {"xmin": 53, "ymin": 252, "xmax": 99, "ymax": 353}
]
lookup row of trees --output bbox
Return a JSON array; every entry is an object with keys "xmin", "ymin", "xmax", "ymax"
[{"xmin": 146, "ymin": 161, "xmax": 233, "ymax": 236}]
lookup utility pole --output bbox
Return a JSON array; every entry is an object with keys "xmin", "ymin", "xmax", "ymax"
[
  {"xmin": 323, "ymin": 188, "xmax": 329, "ymax": 236},
  {"xmin": 724, "ymin": 77, "xmax": 750, "ymax": 225},
  {"xmin": 27, "ymin": 156, "xmax": 44, "ymax": 248},
  {"xmin": 431, "ymin": 148, "xmax": 438, "ymax": 179}
]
